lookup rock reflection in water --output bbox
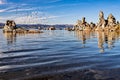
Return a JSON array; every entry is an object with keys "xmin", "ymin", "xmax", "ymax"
[
  {"xmin": 3, "ymin": 30, "xmax": 120, "ymax": 53},
  {"xmin": 3, "ymin": 33, "xmax": 16, "ymax": 45},
  {"xmin": 74, "ymin": 30, "xmax": 120, "ymax": 53},
  {"xmin": 1, "ymin": 30, "xmax": 120, "ymax": 80},
  {"xmin": 3, "ymin": 32, "xmax": 38, "ymax": 45},
  {"xmin": 74, "ymin": 30, "xmax": 91, "ymax": 48},
  {"xmin": 97, "ymin": 31, "xmax": 104, "ymax": 53}
]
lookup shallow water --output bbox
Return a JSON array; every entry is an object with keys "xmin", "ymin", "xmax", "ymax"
[{"xmin": 0, "ymin": 29, "xmax": 120, "ymax": 80}]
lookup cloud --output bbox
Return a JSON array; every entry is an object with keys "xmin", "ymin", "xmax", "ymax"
[
  {"xmin": 0, "ymin": 0, "xmax": 61, "ymax": 13},
  {"xmin": 0, "ymin": 9, "xmax": 7, "ymax": 12},
  {"xmin": 0, "ymin": 4, "xmax": 54, "ymax": 13},
  {"xmin": 0, "ymin": 11, "xmax": 61, "ymax": 24},
  {"xmin": 0, "ymin": 7, "xmax": 13, "ymax": 12},
  {"xmin": 22, "ymin": 0, "xmax": 62, "ymax": 4},
  {"xmin": 0, "ymin": 0, "xmax": 6, "ymax": 4},
  {"xmin": 0, "ymin": 0, "xmax": 65, "ymax": 24},
  {"xmin": 0, "ymin": 3, "xmax": 32, "ymax": 13},
  {"xmin": 7, "ymin": 8, "xmax": 36, "ymax": 12},
  {"xmin": 14, "ymin": 15, "xmax": 60, "ymax": 24},
  {"xmin": 48, "ymin": 0, "xmax": 62, "ymax": 3},
  {"xmin": 0, "ymin": 6, "xmax": 17, "ymax": 13}
]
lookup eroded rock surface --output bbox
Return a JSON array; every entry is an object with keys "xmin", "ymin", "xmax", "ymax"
[
  {"xmin": 3, "ymin": 20, "xmax": 43, "ymax": 33},
  {"xmin": 73, "ymin": 11, "xmax": 119, "ymax": 32}
]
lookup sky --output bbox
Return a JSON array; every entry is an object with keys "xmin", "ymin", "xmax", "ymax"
[{"xmin": 0, "ymin": 0, "xmax": 120, "ymax": 25}]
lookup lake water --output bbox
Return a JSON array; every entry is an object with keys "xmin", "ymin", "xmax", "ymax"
[{"xmin": 0, "ymin": 29, "xmax": 120, "ymax": 80}]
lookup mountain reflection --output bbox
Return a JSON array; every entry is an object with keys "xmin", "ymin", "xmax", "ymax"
[{"xmin": 74, "ymin": 30, "xmax": 120, "ymax": 53}]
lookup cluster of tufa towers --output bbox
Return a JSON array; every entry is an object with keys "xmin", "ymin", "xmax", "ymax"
[
  {"xmin": 73, "ymin": 11, "xmax": 120, "ymax": 31},
  {"xmin": 3, "ymin": 20, "xmax": 42, "ymax": 33},
  {"xmin": 3, "ymin": 20, "xmax": 17, "ymax": 33}
]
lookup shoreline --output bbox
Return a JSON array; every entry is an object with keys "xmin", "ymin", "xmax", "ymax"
[
  {"xmin": 1, "ymin": 68, "xmax": 120, "ymax": 80},
  {"xmin": 21, "ymin": 69, "xmax": 120, "ymax": 80}
]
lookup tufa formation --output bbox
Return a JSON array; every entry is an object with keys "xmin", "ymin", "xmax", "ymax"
[
  {"xmin": 3, "ymin": 20, "xmax": 43, "ymax": 33},
  {"xmin": 73, "ymin": 11, "xmax": 120, "ymax": 31}
]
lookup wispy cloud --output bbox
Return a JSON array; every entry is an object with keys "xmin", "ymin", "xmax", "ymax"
[
  {"xmin": 0, "ymin": 3, "xmax": 32, "ymax": 13},
  {"xmin": 0, "ymin": 7, "xmax": 14, "ymax": 12},
  {"xmin": 0, "ymin": 0, "xmax": 74, "ymax": 24},
  {"xmin": 23, "ymin": 0, "xmax": 62, "ymax": 4},
  {"xmin": 0, "ymin": 8, "xmax": 7, "ymax": 12},
  {"xmin": 0, "ymin": 0, "xmax": 6, "ymax": 4},
  {"xmin": 7, "ymin": 8, "xmax": 37, "ymax": 12},
  {"xmin": 0, "ymin": 4, "xmax": 54, "ymax": 13},
  {"xmin": 0, "ymin": 11, "xmax": 61, "ymax": 24},
  {"xmin": 48, "ymin": 0, "xmax": 62, "ymax": 3},
  {"xmin": 14, "ymin": 14, "xmax": 61, "ymax": 24}
]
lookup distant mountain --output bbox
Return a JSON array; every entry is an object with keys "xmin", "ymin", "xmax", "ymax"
[
  {"xmin": 0, "ymin": 23, "xmax": 73, "ymax": 29},
  {"xmin": 17, "ymin": 24, "xmax": 73, "ymax": 29},
  {"xmin": 0, "ymin": 23, "xmax": 4, "ymax": 28}
]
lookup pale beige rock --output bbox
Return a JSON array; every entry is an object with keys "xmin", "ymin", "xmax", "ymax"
[
  {"xmin": 3, "ymin": 20, "xmax": 43, "ymax": 33},
  {"xmin": 97, "ymin": 11, "xmax": 106, "ymax": 29},
  {"xmin": 74, "ymin": 17, "xmax": 91, "ymax": 31},
  {"xmin": 107, "ymin": 14, "xmax": 116, "ymax": 27},
  {"xmin": 82, "ymin": 17, "xmax": 86, "ymax": 24},
  {"xmin": 3, "ymin": 20, "xmax": 16, "ymax": 32}
]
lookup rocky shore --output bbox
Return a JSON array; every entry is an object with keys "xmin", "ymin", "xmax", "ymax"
[
  {"xmin": 0, "ymin": 69, "xmax": 120, "ymax": 80},
  {"xmin": 20, "ymin": 69, "xmax": 120, "ymax": 80}
]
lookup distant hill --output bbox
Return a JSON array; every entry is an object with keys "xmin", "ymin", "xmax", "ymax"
[
  {"xmin": 17, "ymin": 24, "xmax": 73, "ymax": 29},
  {"xmin": 0, "ymin": 23, "xmax": 73, "ymax": 29},
  {"xmin": 0, "ymin": 23, "xmax": 4, "ymax": 29}
]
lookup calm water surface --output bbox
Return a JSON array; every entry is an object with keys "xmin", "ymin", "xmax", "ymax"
[{"xmin": 0, "ymin": 29, "xmax": 120, "ymax": 79}]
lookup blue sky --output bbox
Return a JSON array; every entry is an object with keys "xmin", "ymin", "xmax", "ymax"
[{"xmin": 0, "ymin": 0, "xmax": 120, "ymax": 24}]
